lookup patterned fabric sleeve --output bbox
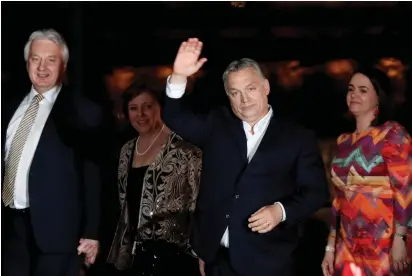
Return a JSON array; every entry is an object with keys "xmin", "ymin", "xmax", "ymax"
[
  {"xmin": 186, "ymin": 145, "xmax": 202, "ymax": 255},
  {"xmin": 328, "ymin": 134, "xmax": 344, "ymax": 242},
  {"xmin": 188, "ymin": 147, "xmax": 202, "ymax": 213},
  {"xmin": 328, "ymin": 189, "xmax": 340, "ymax": 241},
  {"xmin": 381, "ymin": 122, "xmax": 412, "ymax": 234},
  {"xmin": 117, "ymin": 140, "xmax": 133, "ymax": 210}
]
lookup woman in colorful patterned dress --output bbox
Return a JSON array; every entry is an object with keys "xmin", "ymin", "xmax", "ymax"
[{"xmin": 321, "ymin": 67, "xmax": 412, "ymax": 276}]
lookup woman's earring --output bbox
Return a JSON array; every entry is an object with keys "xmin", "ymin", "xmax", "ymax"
[{"xmin": 373, "ymin": 105, "xmax": 379, "ymax": 119}]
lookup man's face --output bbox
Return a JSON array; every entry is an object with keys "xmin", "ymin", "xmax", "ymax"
[
  {"xmin": 27, "ymin": 39, "xmax": 65, "ymax": 93},
  {"xmin": 226, "ymin": 67, "xmax": 270, "ymax": 125}
]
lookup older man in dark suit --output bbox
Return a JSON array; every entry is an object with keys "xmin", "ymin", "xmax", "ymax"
[
  {"xmin": 1, "ymin": 29, "xmax": 103, "ymax": 276},
  {"xmin": 162, "ymin": 38, "xmax": 329, "ymax": 276}
]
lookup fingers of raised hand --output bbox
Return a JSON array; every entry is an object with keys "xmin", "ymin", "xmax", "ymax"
[
  {"xmin": 174, "ymin": 38, "xmax": 206, "ymax": 76},
  {"xmin": 178, "ymin": 42, "xmax": 187, "ymax": 53},
  {"xmin": 179, "ymin": 38, "xmax": 203, "ymax": 55}
]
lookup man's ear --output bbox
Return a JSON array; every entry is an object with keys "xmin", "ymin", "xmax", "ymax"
[{"xmin": 264, "ymin": 78, "xmax": 270, "ymax": 96}]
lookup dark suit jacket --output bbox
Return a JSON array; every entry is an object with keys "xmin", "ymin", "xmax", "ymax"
[
  {"xmin": 1, "ymin": 85, "xmax": 104, "ymax": 254},
  {"xmin": 163, "ymin": 96, "xmax": 329, "ymax": 276}
]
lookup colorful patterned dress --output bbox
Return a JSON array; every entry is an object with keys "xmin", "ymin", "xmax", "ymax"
[{"xmin": 330, "ymin": 121, "xmax": 412, "ymax": 276}]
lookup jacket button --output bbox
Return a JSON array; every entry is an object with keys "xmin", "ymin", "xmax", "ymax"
[
  {"xmin": 226, "ymin": 214, "xmax": 230, "ymax": 219},
  {"xmin": 234, "ymin": 194, "xmax": 239, "ymax": 199}
]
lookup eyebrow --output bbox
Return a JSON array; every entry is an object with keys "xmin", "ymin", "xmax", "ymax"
[
  {"xmin": 228, "ymin": 82, "xmax": 255, "ymax": 91},
  {"xmin": 349, "ymin": 84, "xmax": 369, "ymax": 89},
  {"xmin": 30, "ymin": 54, "xmax": 58, "ymax": 59},
  {"xmin": 129, "ymin": 101, "xmax": 153, "ymax": 105}
]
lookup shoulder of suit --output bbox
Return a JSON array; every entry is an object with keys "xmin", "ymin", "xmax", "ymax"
[
  {"xmin": 209, "ymin": 106, "xmax": 232, "ymax": 119},
  {"xmin": 274, "ymin": 118, "xmax": 315, "ymax": 137}
]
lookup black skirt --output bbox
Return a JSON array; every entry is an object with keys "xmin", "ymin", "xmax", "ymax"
[{"xmin": 129, "ymin": 240, "xmax": 200, "ymax": 276}]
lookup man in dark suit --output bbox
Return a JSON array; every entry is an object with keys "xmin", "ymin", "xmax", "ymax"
[
  {"xmin": 1, "ymin": 29, "xmax": 102, "ymax": 276},
  {"xmin": 162, "ymin": 38, "xmax": 329, "ymax": 276}
]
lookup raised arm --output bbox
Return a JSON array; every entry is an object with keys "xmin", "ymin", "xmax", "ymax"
[{"xmin": 162, "ymin": 38, "xmax": 211, "ymax": 148}]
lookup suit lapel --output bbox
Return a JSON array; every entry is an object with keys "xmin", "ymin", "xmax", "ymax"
[
  {"xmin": 227, "ymin": 112, "xmax": 248, "ymax": 164},
  {"xmin": 31, "ymin": 87, "xmax": 71, "ymax": 169},
  {"xmin": 248, "ymin": 118, "xmax": 283, "ymax": 166}
]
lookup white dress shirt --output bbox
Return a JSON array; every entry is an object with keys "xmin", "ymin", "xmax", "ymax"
[
  {"xmin": 4, "ymin": 86, "xmax": 61, "ymax": 209},
  {"xmin": 166, "ymin": 76, "xmax": 286, "ymax": 248}
]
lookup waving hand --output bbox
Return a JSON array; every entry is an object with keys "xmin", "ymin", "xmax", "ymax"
[{"xmin": 172, "ymin": 38, "xmax": 207, "ymax": 82}]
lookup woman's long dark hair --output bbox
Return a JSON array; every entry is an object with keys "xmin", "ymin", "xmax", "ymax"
[{"xmin": 350, "ymin": 66, "xmax": 393, "ymax": 126}]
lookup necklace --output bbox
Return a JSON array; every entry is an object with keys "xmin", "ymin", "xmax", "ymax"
[{"xmin": 135, "ymin": 124, "xmax": 165, "ymax": 156}]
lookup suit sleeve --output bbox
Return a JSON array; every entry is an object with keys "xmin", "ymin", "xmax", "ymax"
[
  {"xmin": 77, "ymin": 98, "xmax": 105, "ymax": 240},
  {"xmin": 162, "ymin": 76, "xmax": 213, "ymax": 148},
  {"xmin": 281, "ymin": 130, "xmax": 330, "ymax": 226},
  {"xmin": 81, "ymin": 157, "xmax": 101, "ymax": 240}
]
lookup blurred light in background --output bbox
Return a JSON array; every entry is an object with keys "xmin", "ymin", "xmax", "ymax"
[
  {"xmin": 325, "ymin": 59, "xmax": 355, "ymax": 79},
  {"xmin": 106, "ymin": 66, "xmax": 137, "ymax": 95},
  {"xmin": 273, "ymin": 60, "xmax": 307, "ymax": 90},
  {"xmin": 377, "ymin": 57, "xmax": 407, "ymax": 79},
  {"xmin": 105, "ymin": 57, "xmax": 408, "ymax": 107},
  {"xmin": 377, "ymin": 57, "xmax": 408, "ymax": 104},
  {"xmin": 231, "ymin": 1, "xmax": 246, "ymax": 8},
  {"xmin": 156, "ymin": 66, "xmax": 173, "ymax": 79}
]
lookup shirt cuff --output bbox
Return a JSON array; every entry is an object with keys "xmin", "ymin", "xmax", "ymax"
[
  {"xmin": 275, "ymin": 202, "xmax": 286, "ymax": 222},
  {"xmin": 166, "ymin": 75, "xmax": 187, "ymax": 99},
  {"xmin": 190, "ymin": 249, "xmax": 198, "ymax": 258}
]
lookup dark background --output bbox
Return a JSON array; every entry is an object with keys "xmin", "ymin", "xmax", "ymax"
[{"xmin": 2, "ymin": 1, "xmax": 411, "ymax": 138}]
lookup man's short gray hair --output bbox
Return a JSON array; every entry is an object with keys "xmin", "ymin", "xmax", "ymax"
[
  {"xmin": 222, "ymin": 58, "xmax": 265, "ymax": 90},
  {"xmin": 24, "ymin": 29, "xmax": 69, "ymax": 64}
]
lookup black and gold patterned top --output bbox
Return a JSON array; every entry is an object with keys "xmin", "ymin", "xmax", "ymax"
[{"xmin": 107, "ymin": 132, "xmax": 202, "ymax": 270}]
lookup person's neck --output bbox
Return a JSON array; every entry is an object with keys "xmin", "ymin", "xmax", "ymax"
[
  {"xmin": 139, "ymin": 124, "xmax": 164, "ymax": 141},
  {"xmin": 355, "ymin": 113, "xmax": 374, "ymax": 133},
  {"xmin": 33, "ymin": 84, "xmax": 58, "ymax": 94},
  {"xmin": 245, "ymin": 107, "xmax": 270, "ymax": 134}
]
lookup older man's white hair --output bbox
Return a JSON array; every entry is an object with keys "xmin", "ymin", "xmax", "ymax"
[{"xmin": 23, "ymin": 29, "xmax": 69, "ymax": 64}]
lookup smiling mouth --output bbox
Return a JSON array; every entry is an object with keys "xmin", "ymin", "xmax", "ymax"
[
  {"xmin": 242, "ymin": 104, "xmax": 254, "ymax": 109},
  {"xmin": 37, "ymin": 73, "xmax": 50, "ymax": 78}
]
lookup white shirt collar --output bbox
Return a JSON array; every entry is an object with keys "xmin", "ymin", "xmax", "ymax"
[
  {"xmin": 242, "ymin": 105, "xmax": 273, "ymax": 134},
  {"xmin": 28, "ymin": 85, "xmax": 62, "ymax": 104}
]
